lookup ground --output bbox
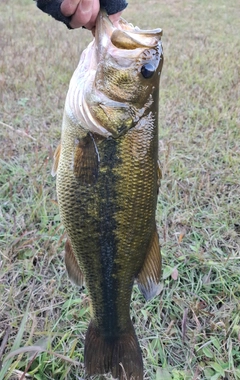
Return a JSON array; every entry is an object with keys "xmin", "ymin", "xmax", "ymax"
[{"xmin": 0, "ymin": 0, "xmax": 240, "ymax": 379}]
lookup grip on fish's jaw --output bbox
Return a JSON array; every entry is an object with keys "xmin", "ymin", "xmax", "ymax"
[{"xmin": 35, "ymin": 0, "xmax": 73, "ymax": 29}]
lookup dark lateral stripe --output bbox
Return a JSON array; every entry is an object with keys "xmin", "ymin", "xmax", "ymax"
[{"xmin": 97, "ymin": 137, "xmax": 122, "ymax": 335}]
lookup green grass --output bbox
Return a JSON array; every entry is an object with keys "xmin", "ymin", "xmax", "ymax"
[{"xmin": 0, "ymin": 0, "xmax": 240, "ymax": 379}]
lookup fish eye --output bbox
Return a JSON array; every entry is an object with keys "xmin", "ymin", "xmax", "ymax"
[{"xmin": 141, "ymin": 63, "xmax": 155, "ymax": 78}]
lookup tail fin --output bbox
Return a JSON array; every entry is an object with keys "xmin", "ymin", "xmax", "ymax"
[{"xmin": 84, "ymin": 320, "xmax": 143, "ymax": 380}]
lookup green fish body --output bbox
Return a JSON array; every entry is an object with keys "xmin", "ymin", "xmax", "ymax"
[{"xmin": 53, "ymin": 11, "xmax": 163, "ymax": 380}]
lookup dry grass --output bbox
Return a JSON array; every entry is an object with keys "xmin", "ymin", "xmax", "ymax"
[{"xmin": 0, "ymin": 0, "xmax": 240, "ymax": 379}]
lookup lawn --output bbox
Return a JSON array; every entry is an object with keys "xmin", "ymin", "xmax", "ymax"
[{"xmin": 0, "ymin": 0, "xmax": 239, "ymax": 379}]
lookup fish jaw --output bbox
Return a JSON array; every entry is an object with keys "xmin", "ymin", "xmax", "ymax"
[{"xmin": 64, "ymin": 40, "xmax": 112, "ymax": 138}]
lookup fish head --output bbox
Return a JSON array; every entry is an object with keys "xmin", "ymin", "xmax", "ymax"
[
  {"xmin": 66, "ymin": 10, "xmax": 163, "ymax": 138},
  {"xmin": 94, "ymin": 10, "xmax": 163, "ymax": 107}
]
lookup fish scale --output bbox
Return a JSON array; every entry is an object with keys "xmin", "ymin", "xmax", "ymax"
[{"xmin": 54, "ymin": 10, "xmax": 163, "ymax": 380}]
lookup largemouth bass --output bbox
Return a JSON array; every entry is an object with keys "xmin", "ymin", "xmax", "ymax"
[{"xmin": 53, "ymin": 10, "xmax": 163, "ymax": 380}]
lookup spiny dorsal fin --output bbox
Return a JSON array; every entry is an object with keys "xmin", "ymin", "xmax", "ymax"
[
  {"xmin": 73, "ymin": 133, "xmax": 99, "ymax": 185},
  {"xmin": 137, "ymin": 227, "xmax": 162, "ymax": 300},
  {"xmin": 51, "ymin": 143, "xmax": 61, "ymax": 177},
  {"xmin": 65, "ymin": 238, "xmax": 84, "ymax": 287}
]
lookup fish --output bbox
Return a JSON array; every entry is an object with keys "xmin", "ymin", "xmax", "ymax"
[{"xmin": 52, "ymin": 10, "xmax": 163, "ymax": 380}]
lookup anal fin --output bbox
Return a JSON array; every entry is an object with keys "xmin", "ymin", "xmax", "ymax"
[
  {"xmin": 73, "ymin": 132, "xmax": 99, "ymax": 185},
  {"xmin": 137, "ymin": 227, "xmax": 162, "ymax": 301},
  {"xmin": 65, "ymin": 238, "xmax": 84, "ymax": 287},
  {"xmin": 51, "ymin": 143, "xmax": 61, "ymax": 177}
]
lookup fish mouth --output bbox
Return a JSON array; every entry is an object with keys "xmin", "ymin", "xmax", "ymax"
[{"xmin": 95, "ymin": 9, "xmax": 162, "ymax": 57}]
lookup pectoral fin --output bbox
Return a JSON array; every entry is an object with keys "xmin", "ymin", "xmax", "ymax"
[
  {"xmin": 51, "ymin": 143, "xmax": 61, "ymax": 177},
  {"xmin": 137, "ymin": 227, "xmax": 162, "ymax": 300},
  {"xmin": 73, "ymin": 133, "xmax": 99, "ymax": 185},
  {"xmin": 65, "ymin": 238, "xmax": 84, "ymax": 287}
]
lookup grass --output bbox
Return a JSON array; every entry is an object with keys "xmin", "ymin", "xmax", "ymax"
[{"xmin": 0, "ymin": 0, "xmax": 240, "ymax": 379}]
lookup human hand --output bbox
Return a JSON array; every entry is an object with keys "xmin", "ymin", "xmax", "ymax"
[
  {"xmin": 61, "ymin": 0, "xmax": 122, "ymax": 30},
  {"xmin": 61, "ymin": 0, "xmax": 100, "ymax": 29}
]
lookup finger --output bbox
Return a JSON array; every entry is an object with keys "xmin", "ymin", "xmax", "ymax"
[
  {"xmin": 109, "ymin": 11, "xmax": 122, "ymax": 27},
  {"xmin": 84, "ymin": 0, "xmax": 100, "ymax": 30},
  {"xmin": 69, "ymin": 0, "xmax": 93, "ymax": 29},
  {"xmin": 61, "ymin": 0, "xmax": 80, "ymax": 17}
]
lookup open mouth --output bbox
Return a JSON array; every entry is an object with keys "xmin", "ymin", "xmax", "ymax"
[{"xmin": 95, "ymin": 10, "xmax": 162, "ymax": 53}]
